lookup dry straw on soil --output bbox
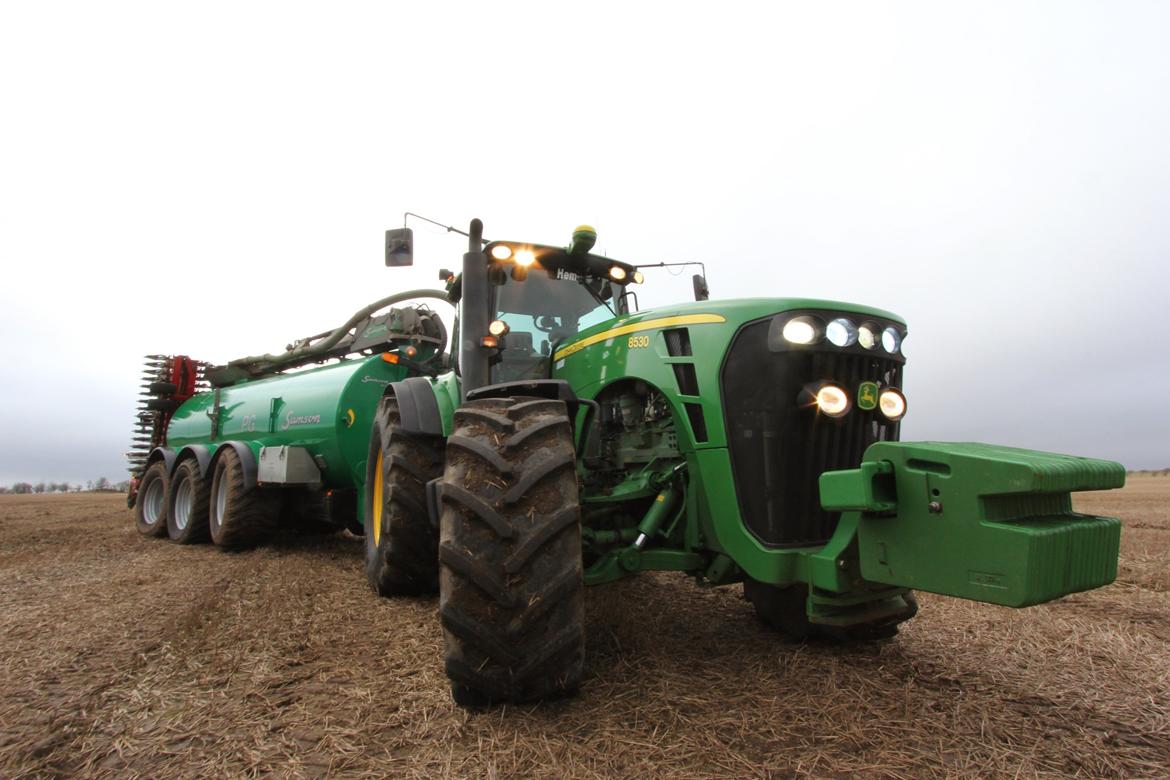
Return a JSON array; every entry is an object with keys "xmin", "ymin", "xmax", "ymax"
[{"xmin": 0, "ymin": 480, "xmax": 1167, "ymax": 779}]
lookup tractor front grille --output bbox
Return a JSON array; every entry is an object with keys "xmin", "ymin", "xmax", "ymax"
[{"xmin": 720, "ymin": 314, "xmax": 904, "ymax": 547}]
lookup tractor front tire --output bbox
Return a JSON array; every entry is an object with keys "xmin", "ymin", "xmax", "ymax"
[
  {"xmin": 167, "ymin": 458, "xmax": 210, "ymax": 544},
  {"xmin": 438, "ymin": 396, "xmax": 585, "ymax": 706},
  {"xmin": 134, "ymin": 460, "xmax": 169, "ymax": 537},
  {"xmin": 209, "ymin": 448, "xmax": 278, "ymax": 549},
  {"xmin": 364, "ymin": 398, "xmax": 444, "ymax": 596},
  {"xmin": 745, "ymin": 580, "xmax": 918, "ymax": 641}
]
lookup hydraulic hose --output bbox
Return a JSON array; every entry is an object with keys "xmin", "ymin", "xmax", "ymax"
[{"xmin": 229, "ymin": 289, "xmax": 452, "ymax": 368}]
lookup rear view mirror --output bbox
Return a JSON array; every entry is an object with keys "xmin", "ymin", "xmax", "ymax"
[
  {"xmin": 693, "ymin": 274, "xmax": 710, "ymax": 301},
  {"xmin": 385, "ymin": 228, "xmax": 414, "ymax": 266}
]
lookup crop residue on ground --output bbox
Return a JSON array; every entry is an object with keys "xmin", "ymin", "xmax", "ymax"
[{"xmin": 1, "ymin": 480, "xmax": 1167, "ymax": 778}]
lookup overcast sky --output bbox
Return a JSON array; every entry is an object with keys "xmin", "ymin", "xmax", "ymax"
[{"xmin": 1, "ymin": 2, "xmax": 1168, "ymax": 484}]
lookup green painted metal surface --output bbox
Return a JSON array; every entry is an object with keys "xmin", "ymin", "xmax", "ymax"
[
  {"xmin": 167, "ymin": 354, "xmax": 412, "ymax": 487},
  {"xmin": 822, "ymin": 442, "xmax": 1124, "ymax": 606},
  {"xmin": 551, "ymin": 297, "xmax": 907, "ymax": 588}
]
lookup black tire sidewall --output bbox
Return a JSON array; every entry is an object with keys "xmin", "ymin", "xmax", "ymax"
[
  {"xmin": 134, "ymin": 461, "xmax": 169, "ymax": 537},
  {"xmin": 166, "ymin": 459, "xmax": 209, "ymax": 544},
  {"xmin": 208, "ymin": 453, "xmax": 232, "ymax": 544}
]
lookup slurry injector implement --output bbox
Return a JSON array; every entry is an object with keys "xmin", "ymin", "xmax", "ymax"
[{"xmin": 129, "ymin": 217, "xmax": 1125, "ymax": 706}]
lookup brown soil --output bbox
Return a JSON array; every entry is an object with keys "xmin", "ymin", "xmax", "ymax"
[{"xmin": 1, "ymin": 480, "xmax": 1167, "ymax": 779}]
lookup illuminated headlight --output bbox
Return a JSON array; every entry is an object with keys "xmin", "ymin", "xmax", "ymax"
[
  {"xmin": 815, "ymin": 385, "xmax": 850, "ymax": 417},
  {"xmin": 782, "ymin": 316, "xmax": 821, "ymax": 345},
  {"xmin": 826, "ymin": 318, "xmax": 857, "ymax": 347},
  {"xmin": 488, "ymin": 319, "xmax": 510, "ymax": 337},
  {"xmin": 881, "ymin": 327, "xmax": 902, "ymax": 354},
  {"xmin": 858, "ymin": 324, "xmax": 878, "ymax": 350},
  {"xmin": 632, "ymin": 270, "xmax": 644, "ymax": 284},
  {"xmin": 514, "ymin": 249, "xmax": 536, "ymax": 267},
  {"xmin": 879, "ymin": 388, "xmax": 907, "ymax": 421},
  {"xmin": 609, "ymin": 265, "xmax": 627, "ymax": 282},
  {"xmin": 490, "ymin": 244, "xmax": 513, "ymax": 261}
]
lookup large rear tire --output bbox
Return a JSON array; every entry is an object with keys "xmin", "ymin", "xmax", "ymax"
[
  {"xmin": 364, "ymin": 398, "xmax": 444, "ymax": 595},
  {"xmin": 134, "ymin": 460, "xmax": 169, "ymax": 537},
  {"xmin": 438, "ymin": 396, "xmax": 585, "ymax": 706},
  {"xmin": 167, "ymin": 458, "xmax": 210, "ymax": 544},
  {"xmin": 209, "ymin": 448, "xmax": 278, "ymax": 549}
]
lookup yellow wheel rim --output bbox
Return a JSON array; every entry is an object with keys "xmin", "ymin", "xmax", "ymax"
[{"xmin": 372, "ymin": 450, "xmax": 384, "ymax": 546}]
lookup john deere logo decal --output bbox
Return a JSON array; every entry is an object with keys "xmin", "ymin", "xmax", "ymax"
[{"xmin": 858, "ymin": 381, "xmax": 879, "ymax": 411}]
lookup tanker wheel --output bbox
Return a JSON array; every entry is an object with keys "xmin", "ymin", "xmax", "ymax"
[
  {"xmin": 167, "ymin": 458, "xmax": 211, "ymax": 544},
  {"xmin": 438, "ymin": 396, "xmax": 585, "ymax": 706},
  {"xmin": 364, "ymin": 397, "xmax": 444, "ymax": 596},
  {"xmin": 744, "ymin": 580, "xmax": 918, "ymax": 641},
  {"xmin": 209, "ymin": 448, "xmax": 278, "ymax": 549},
  {"xmin": 134, "ymin": 460, "xmax": 169, "ymax": 537}
]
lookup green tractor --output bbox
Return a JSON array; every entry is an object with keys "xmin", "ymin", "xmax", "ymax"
[{"xmin": 129, "ymin": 218, "xmax": 1124, "ymax": 706}]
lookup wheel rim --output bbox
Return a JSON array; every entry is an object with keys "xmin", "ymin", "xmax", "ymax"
[
  {"xmin": 174, "ymin": 477, "xmax": 192, "ymax": 531},
  {"xmin": 372, "ymin": 450, "xmax": 383, "ymax": 546},
  {"xmin": 143, "ymin": 479, "xmax": 164, "ymax": 524},
  {"xmin": 213, "ymin": 471, "xmax": 227, "ymax": 529}
]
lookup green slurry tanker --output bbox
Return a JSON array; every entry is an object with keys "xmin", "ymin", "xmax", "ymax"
[{"xmin": 128, "ymin": 218, "xmax": 1125, "ymax": 706}]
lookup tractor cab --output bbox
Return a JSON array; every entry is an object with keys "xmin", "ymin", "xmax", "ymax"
[{"xmin": 479, "ymin": 230, "xmax": 641, "ymax": 383}]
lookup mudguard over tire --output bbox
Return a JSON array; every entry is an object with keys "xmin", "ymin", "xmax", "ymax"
[
  {"xmin": 167, "ymin": 458, "xmax": 210, "ymax": 544},
  {"xmin": 134, "ymin": 460, "xmax": 169, "ymax": 537},
  {"xmin": 209, "ymin": 447, "xmax": 278, "ymax": 548},
  {"xmin": 438, "ymin": 396, "xmax": 585, "ymax": 705},
  {"xmin": 365, "ymin": 398, "xmax": 444, "ymax": 595}
]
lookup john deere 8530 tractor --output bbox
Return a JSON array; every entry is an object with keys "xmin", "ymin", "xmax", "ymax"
[{"xmin": 129, "ymin": 218, "xmax": 1124, "ymax": 706}]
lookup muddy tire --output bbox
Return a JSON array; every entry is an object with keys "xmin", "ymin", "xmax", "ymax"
[
  {"xmin": 167, "ymin": 458, "xmax": 210, "ymax": 544},
  {"xmin": 209, "ymin": 448, "xmax": 278, "ymax": 549},
  {"xmin": 364, "ymin": 398, "xmax": 444, "ymax": 596},
  {"xmin": 134, "ymin": 460, "xmax": 169, "ymax": 537},
  {"xmin": 438, "ymin": 396, "xmax": 585, "ymax": 706},
  {"xmin": 745, "ymin": 580, "xmax": 918, "ymax": 641}
]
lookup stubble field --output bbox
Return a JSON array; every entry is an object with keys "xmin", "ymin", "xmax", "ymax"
[{"xmin": 0, "ymin": 478, "xmax": 1167, "ymax": 778}]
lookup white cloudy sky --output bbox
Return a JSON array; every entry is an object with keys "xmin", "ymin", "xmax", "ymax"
[{"xmin": 1, "ymin": 1, "xmax": 1168, "ymax": 484}]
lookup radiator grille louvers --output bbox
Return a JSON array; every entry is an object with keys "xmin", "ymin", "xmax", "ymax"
[{"xmin": 721, "ymin": 317, "xmax": 903, "ymax": 547}]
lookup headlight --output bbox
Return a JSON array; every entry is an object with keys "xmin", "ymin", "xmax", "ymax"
[
  {"xmin": 632, "ymin": 270, "xmax": 644, "ymax": 284},
  {"xmin": 858, "ymin": 323, "xmax": 878, "ymax": 350},
  {"xmin": 826, "ymin": 317, "xmax": 857, "ymax": 347},
  {"xmin": 514, "ymin": 249, "xmax": 536, "ymax": 267},
  {"xmin": 609, "ymin": 265, "xmax": 627, "ymax": 282},
  {"xmin": 815, "ymin": 384, "xmax": 850, "ymax": 417},
  {"xmin": 879, "ymin": 388, "xmax": 907, "ymax": 421},
  {"xmin": 488, "ymin": 319, "xmax": 510, "ymax": 337},
  {"xmin": 782, "ymin": 316, "xmax": 821, "ymax": 345},
  {"xmin": 490, "ymin": 244, "xmax": 513, "ymax": 261},
  {"xmin": 881, "ymin": 327, "xmax": 902, "ymax": 354}
]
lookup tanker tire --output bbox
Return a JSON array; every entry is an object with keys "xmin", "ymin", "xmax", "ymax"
[
  {"xmin": 744, "ymin": 580, "xmax": 918, "ymax": 641},
  {"xmin": 438, "ymin": 396, "xmax": 585, "ymax": 706},
  {"xmin": 364, "ymin": 398, "xmax": 443, "ymax": 596},
  {"xmin": 134, "ymin": 460, "xmax": 169, "ymax": 537},
  {"xmin": 167, "ymin": 458, "xmax": 210, "ymax": 544},
  {"xmin": 209, "ymin": 448, "xmax": 278, "ymax": 549}
]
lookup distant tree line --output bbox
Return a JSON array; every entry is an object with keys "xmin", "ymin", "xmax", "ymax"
[
  {"xmin": 1128, "ymin": 469, "xmax": 1170, "ymax": 477},
  {"xmin": 0, "ymin": 478, "xmax": 131, "ymax": 495}
]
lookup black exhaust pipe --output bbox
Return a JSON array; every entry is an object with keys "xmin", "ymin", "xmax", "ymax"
[{"xmin": 459, "ymin": 218, "xmax": 489, "ymax": 398}]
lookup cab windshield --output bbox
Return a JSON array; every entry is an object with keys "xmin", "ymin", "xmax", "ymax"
[{"xmin": 491, "ymin": 269, "xmax": 620, "ymax": 382}]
